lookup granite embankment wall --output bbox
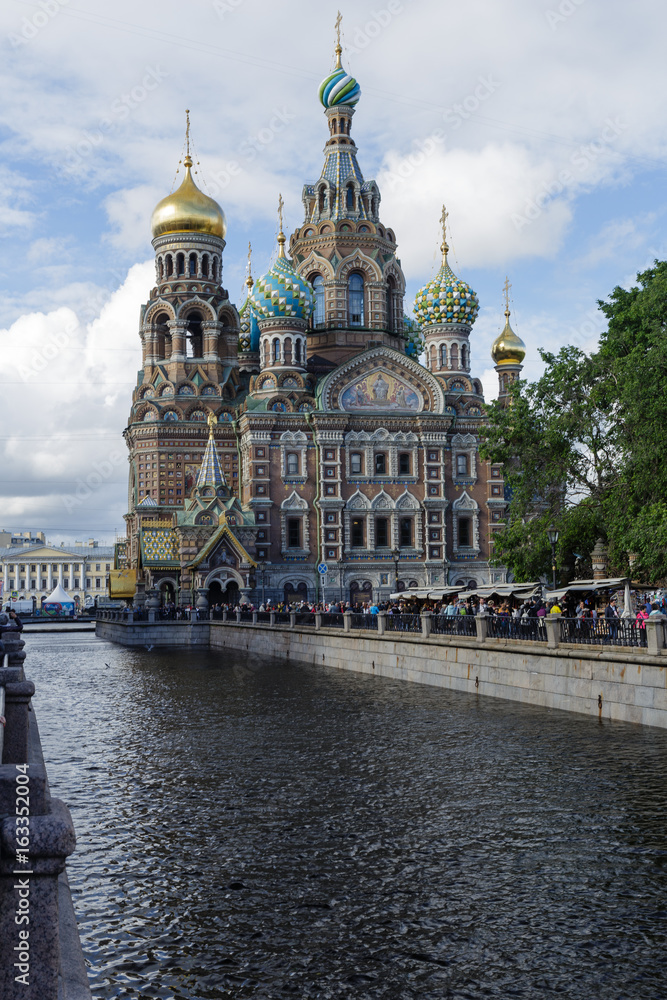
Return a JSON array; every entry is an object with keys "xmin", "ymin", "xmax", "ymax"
[
  {"xmin": 0, "ymin": 632, "xmax": 91, "ymax": 1000},
  {"xmin": 95, "ymin": 617, "xmax": 667, "ymax": 730}
]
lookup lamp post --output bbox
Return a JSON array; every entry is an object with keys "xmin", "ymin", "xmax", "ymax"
[
  {"xmin": 546, "ymin": 524, "xmax": 559, "ymax": 593},
  {"xmin": 337, "ymin": 556, "xmax": 344, "ymax": 604},
  {"xmin": 258, "ymin": 561, "xmax": 266, "ymax": 607},
  {"xmin": 392, "ymin": 547, "xmax": 400, "ymax": 592}
]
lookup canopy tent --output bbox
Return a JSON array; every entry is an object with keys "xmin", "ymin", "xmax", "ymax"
[
  {"xmin": 466, "ymin": 583, "xmax": 542, "ymax": 602},
  {"xmin": 42, "ymin": 583, "xmax": 75, "ymax": 615},
  {"xmin": 544, "ymin": 577, "xmax": 633, "ymax": 616},
  {"xmin": 389, "ymin": 586, "xmax": 462, "ymax": 601}
]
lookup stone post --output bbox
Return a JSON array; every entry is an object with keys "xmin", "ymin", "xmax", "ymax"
[
  {"xmin": 475, "ymin": 614, "xmax": 489, "ymax": 642},
  {"xmin": 289, "ymin": 611, "xmax": 297, "ymax": 628},
  {"xmin": 0, "ymin": 786, "xmax": 77, "ymax": 1000},
  {"xmin": 236, "ymin": 610, "xmax": 242, "ymax": 623},
  {"xmin": 269, "ymin": 611, "xmax": 275, "ymax": 626},
  {"xmin": 222, "ymin": 609, "xmax": 228, "ymax": 622},
  {"xmin": 189, "ymin": 608, "xmax": 197, "ymax": 622},
  {"xmin": 645, "ymin": 615, "xmax": 666, "ymax": 655},
  {"xmin": 252, "ymin": 611, "xmax": 258, "ymax": 625},
  {"xmin": 545, "ymin": 613, "xmax": 562, "ymax": 649},
  {"xmin": 377, "ymin": 610, "xmax": 386, "ymax": 636},
  {"xmin": 315, "ymin": 612, "xmax": 322, "ymax": 630},
  {"xmin": 421, "ymin": 611, "xmax": 432, "ymax": 638},
  {"xmin": 343, "ymin": 610, "xmax": 352, "ymax": 633},
  {"xmin": 148, "ymin": 609, "xmax": 156, "ymax": 623},
  {"xmin": 133, "ymin": 580, "xmax": 147, "ymax": 608},
  {"xmin": 195, "ymin": 588, "xmax": 209, "ymax": 611}
]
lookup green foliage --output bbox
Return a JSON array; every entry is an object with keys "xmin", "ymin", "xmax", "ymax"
[{"xmin": 480, "ymin": 261, "xmax": 667, "ymax": 584}]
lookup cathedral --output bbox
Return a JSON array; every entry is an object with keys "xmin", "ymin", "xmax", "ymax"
[{"xmin": 114, "ymin": 30, "xmax": 527, "ymax": 609}]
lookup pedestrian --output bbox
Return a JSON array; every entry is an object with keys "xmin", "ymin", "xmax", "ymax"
[{"xmin": 605, "ymin": 597, "xmax": 619, "ymax": 640}]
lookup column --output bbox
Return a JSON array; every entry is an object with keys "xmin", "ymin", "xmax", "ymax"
[
  {"xmin": 58, "ymin": 563, "xmax": 64, "ymax": 586},
  {"xmin": 168, "ymin": 320, "xmax": 187, "ymax": 361},
  {"xmin": 3, "ymin": 563, "xmax": 8, "ymax": 598},
  {"xmin": 47, "ymin": 564, "xmax": 53, "ymax": 591},
  {"xmin": 13, "ymin": 564, "xmax": 19, "ymax": 591}
]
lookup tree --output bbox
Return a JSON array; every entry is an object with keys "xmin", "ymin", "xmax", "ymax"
[{"xmin": 480, "ymin": 261, "xmax": 667, "ymax": 583}]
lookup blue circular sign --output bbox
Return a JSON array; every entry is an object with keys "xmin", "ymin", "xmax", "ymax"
[{"xmin": 317, "ymin": 563, "xmax": 328, "ymax": 575}]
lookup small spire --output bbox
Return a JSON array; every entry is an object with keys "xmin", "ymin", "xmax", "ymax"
[
  {"xmin": 207, "ymin": 409, "xmax": 217, "ymax": 433},
  {"xmin": 195, "ymin": 411, "xmax": 226, "ymax": 491},
  {"xmin": 440, "ymin": 204, "xmax": 450, "ymax": 264},
  {"xmin": 184, "ymin": 109, "xmax": 192, "ymax": 168},
  {"xmin": 245, "ymin": 241, "xmax": 254, "ymax": 289},
  {"xmin": 334, "ymin": 11, "xmax": 343, "ymax": 69},
  {"xmin": 503, "ymin": 275, "xmax": 512, "ymax": 320},
  {"xmin": 277, "ymin": 193, "xmax": 286, "ymax": 257}
]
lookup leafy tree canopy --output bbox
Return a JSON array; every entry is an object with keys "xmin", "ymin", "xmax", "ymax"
[{"xmin": 480, "ymin": 261, "xmax": 667, "ymax": 584}]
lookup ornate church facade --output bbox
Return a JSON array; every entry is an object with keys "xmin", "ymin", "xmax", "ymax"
[{"xmin": 117, "ymin": 33, "xmax": 526, "ymax": 608}]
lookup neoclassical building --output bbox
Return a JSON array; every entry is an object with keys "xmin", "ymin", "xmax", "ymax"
[{"xmin": 117, "ymin": 36, "xmax": 526, "ymax": 607}]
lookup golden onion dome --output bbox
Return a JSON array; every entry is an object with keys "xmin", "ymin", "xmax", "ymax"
[
  {"xmin": 151, "ymin": 155, "xmax": 226, "ymax": 240},
  {"xmin": 491, "ymin": 309, "xmax": 526, "ymax": 365}
]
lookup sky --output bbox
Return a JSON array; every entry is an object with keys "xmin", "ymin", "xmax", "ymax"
[{"xmin": 1, "ymin": 0, "xmax": 666, "ymax": 546}]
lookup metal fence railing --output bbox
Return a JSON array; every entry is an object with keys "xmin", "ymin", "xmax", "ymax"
[
  {"xmin": 431, "ymin": 615, "xmax": 477, "ymax": 637},
  {"xmin": 350, "ymin": 613, "xmax": 379, "ymax": 630},
  {"xmin": 560, "ymin": 617, "xmax": 648, "ymax": 648},
  {"xmin": 486, "ymin": 616, "xmax": 547, "ymax": 643},
  {"xmin": 385, "ymin": 613, "xmax": 422, "ymax": 633},
  {"xmin": 321, "ymin": 613, "xmax": 345, "ymax": 629}
]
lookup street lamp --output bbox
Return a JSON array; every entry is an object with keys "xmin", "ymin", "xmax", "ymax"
[
  {"xmin": 392, "ymin": 547, "xmax": 400, "ymax": 592},
  {"xmin": 546, "ymin": 524, "xmax": 559, "ymax": 592},
  {"xmin": 337, "ymin": 556, "xmax": 344, "ymax": 604},
  {"xmin": 257, "ymin": 561, "xmax": 266, "ymax": 607}
]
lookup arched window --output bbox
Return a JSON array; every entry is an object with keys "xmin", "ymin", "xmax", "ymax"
[
  {"xmin": 450, "ymin": 344, "xmax": 459, "ymax": 370},
  {"xmin": 386, "ymin": 277, "xmax": 396, "ymax": 332},
  {"xmin": 189, "ymin": 253, "xmax": 197, "ymax": 276},
  {"xmin": 461, "ymin": 344, "xmax": 468, "ymax": 369},
  {"xmin": 346, "ymin": 184, "xmax": 355, "ymax": 211},
  {"xmin": 440, "ymin": 343, "xmax": 447, "ymax": 368},
  {"xmin": 312, "ymin": 274, "xmax": 325, "ymax": 328},
  {"xmin": 176, "ymin": 253, "xmax": 185, "ymax": 276},
  {"xmin": 201, "ymin": 254, "xmax": 209, "ymax": 278},
  {"xmin": 294, "ymin": 339, "xmax": 301, "ymax": 364},
  {"xmin": 273, "ymin": 338, "xmax": 280, "ymax": 362},
  {"xmin": 318, "ymin": 186, "xmax": 326, "ymax": 214},
  {"xmin": 158, "ymin": 258, "xmax": 164, "ymax": 281},
  {"xmin": 348, "ymin": 272, "xmax": 364, "ymax": 327},
  {"xmin": 430, "ymin": 344, "xmax": 436, "ymax": 370},
  {"xmin": 284, "ymin": 337, "xmax": 292, "ymax": 364},
  {"xmin": 211, "ymin": 257, "xmax": 217, "ymax": 281},
  {"xmin": 186, "ymin": 312, "xmax": 203, "ymax": 358},
  {"xmin": 166, "ymin": 255, "xmax": 173, "ymax": 277},
  {"xmin": 153, "ymin": 312, "xmax": 170, "ymax": 361}
]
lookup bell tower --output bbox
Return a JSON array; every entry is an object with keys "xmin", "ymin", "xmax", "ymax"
[{"xmin": 289, "ymin": 18, "xmax": 408, "ymax": 370}]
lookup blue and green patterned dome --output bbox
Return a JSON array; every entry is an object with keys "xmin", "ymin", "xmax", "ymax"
[
  {"xmin": 402, "ymin": 315, "xmax": 424, "ymax": 358},
  {"xmin": 250, "ymin": 249, "xmax": 314, "ymax": 322},
  {"xmin": 239, "ymin": 293, "xmax": 260, "ymax": 352},
  {"xmin": 319, "ymin": 64, "xmax": 361, "ymax": 108},
  {"xmin": 413, "ymin": 259, "xmax": 479, "ymax": 329}
]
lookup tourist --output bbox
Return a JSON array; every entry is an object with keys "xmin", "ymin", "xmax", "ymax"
[
  {"xmin": 648, "ymin": 602, "xmax": 664, "ymax": 617},
  {"xmin": 635, "ymin": 606, "xmax": 649, "ymax": 629},
  {"xmin": 605, "ymin": 597, "xmax": 619, "ymax": 640}
]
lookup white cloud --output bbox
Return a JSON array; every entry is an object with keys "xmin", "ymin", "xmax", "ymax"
[{"xmin": 0, "ymin": 263, "xmax": 151, "ymax": 542}]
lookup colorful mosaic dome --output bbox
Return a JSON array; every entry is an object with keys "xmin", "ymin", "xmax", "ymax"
[
  {"xmin": 414, "ymin": 259, "xmax": 479, "ymax": 329},
  {"xmin": 319, "ymin": 64, "xmax": 361, "ymax": 108},
  {"xmin": 402, "ymin": 315, "xmax": 424, "ymax": 358},
  {"xmin": 250, "ymin": 245, "xmax": 314, "ymax": 321},
  {"xmin": 239, "ymin": 294, "xmax": 260, "ymax": 352}
]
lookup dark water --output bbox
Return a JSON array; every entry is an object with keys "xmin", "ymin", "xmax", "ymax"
[{"xmin": 23, "ymin": 633, "xmax": 667, "ymax": 999}]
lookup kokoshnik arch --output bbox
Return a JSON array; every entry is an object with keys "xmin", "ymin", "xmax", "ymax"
[{"xmin": 116, "ymin": 26, "xmax": 527, "ymax": 609}]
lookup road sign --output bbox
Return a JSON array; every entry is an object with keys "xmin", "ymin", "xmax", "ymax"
[{"xmin": 317, "ymin": 563, "xmax": 328, "ymax": 575}]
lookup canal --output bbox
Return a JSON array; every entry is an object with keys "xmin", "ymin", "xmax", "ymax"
[{"xmin": 24, "ymin": 632, "xmax": 667, "ymax": 999}]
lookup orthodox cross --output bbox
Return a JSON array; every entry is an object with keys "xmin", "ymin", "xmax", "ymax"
[
  {"xmin": 503, "ymin": 276, "xmax": 512, "ymax": 315},
  {"xmin": 277, "ymin": 194, "xmax": 286, "ymax": 256},
  {"xmin": 245, "ymin": 241, "xmax": 253, "ymax": 287},
  {"xmin": 185, "ymin": 109, "xmax": 191, "ymax": 157},
  {"xmin": 335, "ymin": 11, "xmax": 343, "ymax": 67},
  {"xmin": 440, "ymin": 204, "xmax": 450, "ymax": 261}
]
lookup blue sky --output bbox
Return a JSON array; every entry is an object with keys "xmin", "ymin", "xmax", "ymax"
[{"xmin": 1, "ymin": 0, "xmax": 666, "ymax": 544}]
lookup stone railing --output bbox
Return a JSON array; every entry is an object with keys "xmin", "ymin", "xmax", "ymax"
[
  {"xmin": 0, "ymin": 631, "xmax": 90, "ymax": 1000},
  {"xmin": 97, "ymin": 608, "xmax": 667, "ymax": 656}
]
